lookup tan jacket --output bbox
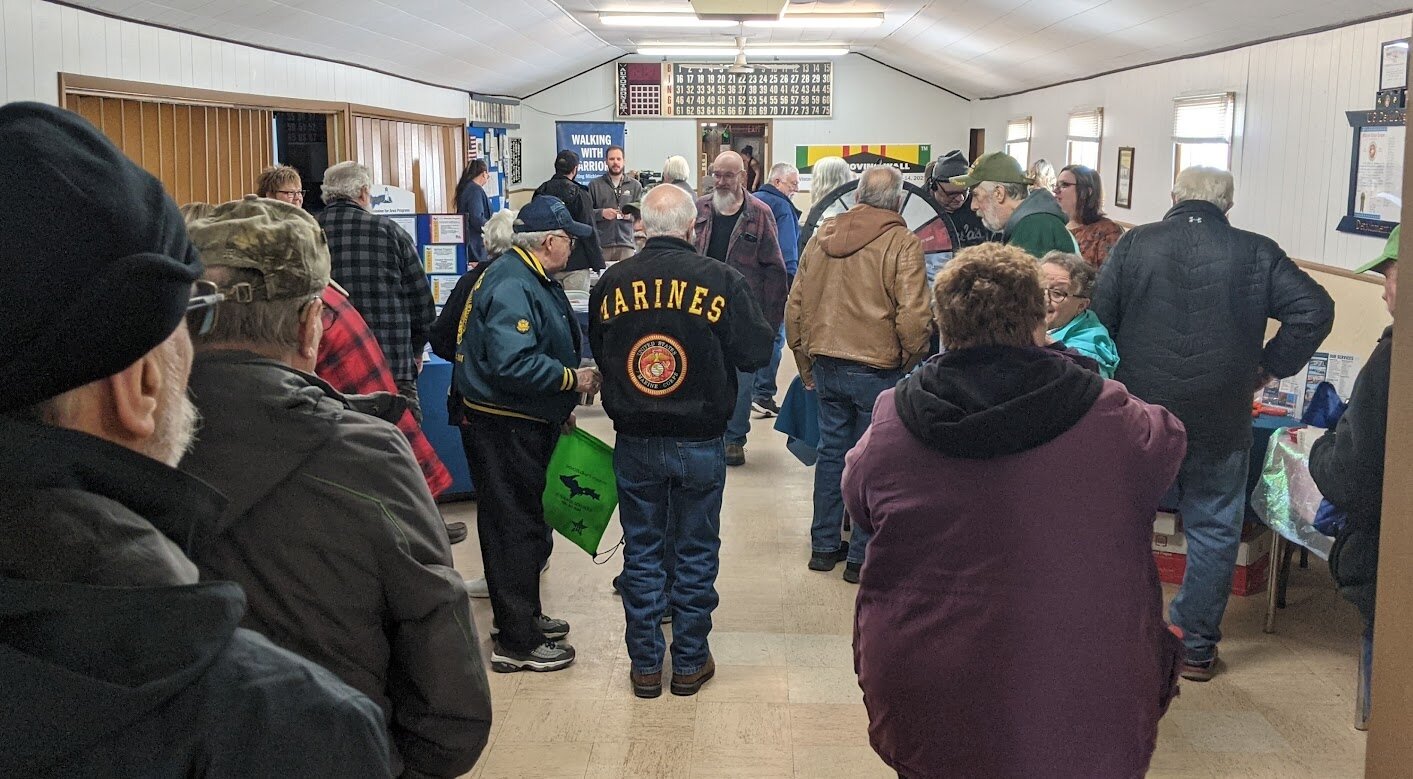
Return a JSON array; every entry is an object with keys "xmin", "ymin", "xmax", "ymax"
[{"xmin": 786, "ymin": 203, "xmax": 933, "ymax": 384}]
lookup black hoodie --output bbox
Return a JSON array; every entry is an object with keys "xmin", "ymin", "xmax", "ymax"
[
  {"xmin": 0, "ymin": 418, "xmax": 390, "ymax": 777},
  {"xmin": 894, "ymin": 346, "xmax": 1103, "ymax": 459}
]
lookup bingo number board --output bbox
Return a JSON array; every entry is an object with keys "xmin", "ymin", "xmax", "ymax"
[{"xmin": 617, "ymin": 62, "xmax": 831, "ymax": 118}]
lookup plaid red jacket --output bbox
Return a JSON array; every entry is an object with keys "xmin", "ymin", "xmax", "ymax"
[{"xmin": 317, "ymin": 287, "xmax": 452, "ymax": 497}]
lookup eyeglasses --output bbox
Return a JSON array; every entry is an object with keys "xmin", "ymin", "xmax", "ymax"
[
  {"xmin": 1044, "ymin": 288, "xmax": 1089, "ymax": 304},
  {"xmin": 186, "ymin": 280, "xmax": 224, "ymax": 336},
  {"xmin": 1054, "ymin": 182, "xmax": 1077, "ymax": 192},
  {"xmin": 319, "ymin": 300, "xmax": 339, "ymax": 331},
  {"xmin": 934, "ymin": 185, "xmax": 967, "ymax": 200},
  {"xmin": 550, "ymin": 233, "xmax": 577, "ymax": 249},
  {"xmin": 710, "ymin": 170, "xmax": 741, "ymax": 180},
  {"xmin": 275, "ymin": 188, "xmax": 305, "ymax": 200}
]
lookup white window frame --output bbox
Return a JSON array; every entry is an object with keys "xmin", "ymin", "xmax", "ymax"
[
  {"xmin": 1066, "ymin": 108, "xmax": 1103, "ymax": 170},
  {"xmin": 1171, "ymin": 92, "xmax": 1236, "ymax": 182},
  {"xmin": 1005, "ymin": 116, "xmax": 1032, "ymax": 169}
]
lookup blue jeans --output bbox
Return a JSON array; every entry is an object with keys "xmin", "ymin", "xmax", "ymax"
[
  {"xmin": 614, "ymin": 434, "xmax": 726, "ymax": 675},
  {"xmin": 811, "ymin": 356, "xmax": 903, "ymax": 565},
  {"xmin": 752, "ymin": 325, "xmax": 787, "ymax": 402},
  {"xmin": 725, "ymin": 370, "xmax": 753, "ymax": 446},
  {"xmin": 1166, "ymin": 444, "xmax": 1250, "ymax": 662}
]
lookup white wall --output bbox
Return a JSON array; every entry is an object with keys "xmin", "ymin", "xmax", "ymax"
[
  {"xmin": 0, "ymin": 0, "xmax": 468, "ymax": 120},
  {"xmin": 973, "ymin": 13, "xmax": 1412, "ymax": 272},
  {"xmin": 515, "ymin": 54, "xmax": 973, "ymax": 191}
]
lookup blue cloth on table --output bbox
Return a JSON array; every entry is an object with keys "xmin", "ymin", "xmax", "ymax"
[
  {"xmin": 773, "ymin": 376, "xmax": 819, "ymax": 466},
  {"xmin": 1302, "ymin": 381, "xmax": 1349, "ymax": 536}
]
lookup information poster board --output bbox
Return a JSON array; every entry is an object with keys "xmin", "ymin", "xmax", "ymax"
[
  {"xmin": 617, "ymin": 61, "xmax": 831, "ymax": 118},
  {"xmin": 1337, "ymin": 108, "xmax": 1405, "ymax": 237},
  {"xmin": 796, "ymin": 144, "xmax": 931, "ymax": 189},
  {"xmin": 555, "ymin": 122, "xmax": 626, "ymax": 186}
]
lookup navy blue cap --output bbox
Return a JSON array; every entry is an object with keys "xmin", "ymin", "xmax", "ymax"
[{"xmin": 515, "ymin": 196, "xmax": 594, "ymax": 238}]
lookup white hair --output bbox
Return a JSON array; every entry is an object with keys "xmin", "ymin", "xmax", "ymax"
[
  {"xmin": 484, "ymin": 210, "xmax": 514, "ymax": 256},
  {"xmin": 662, "ymin": 155, "xmax": 692, "ymax": 184},
  {"xmin": 856, "ymin": 166, "xmax": 903, "ymax": 210},
  {"xmin": 322, "ymin": 161, "xmax": 373, "ymax": 202},
  {"xmin": 809, "ymin": 156, "xmax": 856, "ymax": 207},
  {"xmin": 510, "ymin": 229, "xmax": 556, "ymax": 253},
  {"xmin": 769, "ymin": 163, "xmax": 798, "ymax": 184},
  {"xmin": 641, "ymin": 184, "xmax": 696, "ymax": 239},
  {"xmin": 1172, "ymin": 166, "xmax": 1235, "ymax": 212}
]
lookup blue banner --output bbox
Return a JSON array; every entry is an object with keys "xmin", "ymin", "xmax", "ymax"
[{"xmin": 555, "ymin": 122, "xmax": 626, "ymax": 186}]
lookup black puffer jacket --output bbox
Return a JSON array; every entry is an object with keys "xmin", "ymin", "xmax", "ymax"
[{"xmin": 1092, "ymin": 200, "xmax": 1334, "ymax": 450}]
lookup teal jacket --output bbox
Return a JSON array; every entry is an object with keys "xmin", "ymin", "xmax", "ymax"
[
  {"xmin": 1005, "ymin": 188, "xmax": 1080, "ymax": 259},
  {"xmin": 454, "ymin": 247, "xmax": 583, "ymax": 424},
  {"xmin": 1050, "ymin": 309, "xmax": 1119, "ymax": 379}
]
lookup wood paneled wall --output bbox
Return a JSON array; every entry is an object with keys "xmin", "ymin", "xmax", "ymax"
[
  {"xmin": 70, "ymin": 94, "xmax": 273, "ymax": 206},
  {"xmin": 353, "ymin": 115, "xmax": 464, "ymax": 213}
]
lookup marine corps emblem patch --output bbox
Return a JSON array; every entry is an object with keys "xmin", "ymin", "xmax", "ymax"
[{"xmin": 628, "ymin": 334, "xmax": 687, "ymax": 396}]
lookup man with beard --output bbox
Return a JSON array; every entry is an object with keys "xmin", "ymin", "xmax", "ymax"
[
  {"xmin": 951, "ymin": 152, "xmax": 1079, "ymax": 259},
  {"xmin": 589, "ymin": 145, "xmax": 644, "ymax": 266},
  {"xmin": 693, "ymin": 150, "xmax": 789, "ymax": 466},
  {"xmin": 926, "ymin": 150, "xmax": 992, "ymax": 248},
  {"xmin": 535, "ymin": 150, "xmax": 606, "ymax": 292},
  {"xmin": 0, "ymin": 102, "xmax": 389, "ymax": 777}
]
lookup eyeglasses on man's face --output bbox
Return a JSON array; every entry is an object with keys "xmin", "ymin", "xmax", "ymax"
[
  {"xmin": 550, "ymin": 232, "xmax": 576, "ymax": 249},
  {"xmin": 710, "ymin": 169, "xmax": 742, "ymax": 180},
  {"xmin": 186, "ymin": 280, "xmax": 224, "ymax": 336}
]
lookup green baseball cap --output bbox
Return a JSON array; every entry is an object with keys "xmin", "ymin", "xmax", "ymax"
[
  {"xmin": 187, "ymin": 195, "xmax": 331, "ymax": 301},
  {"xmin": 949, "ymin": 151, "xmax": 1033, "ymax": 188},
  {"xmin": 1354, "ymin": 225, "xmax": 1400, "ymax": 275}
]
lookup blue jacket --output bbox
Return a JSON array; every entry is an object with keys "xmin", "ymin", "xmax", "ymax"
[
  {"xmin": 456, "ymin": 180, "xmax": 492, "ymax": 263},
  {"xmin": 454, "ymin": 247, "xmax": 583, "ymax": 424},
  {"xmin": 1049, "ymin": 309, "xmax": 1120, "ymax": 379},
  {"xmin": 754, "ymin": 183, "xmax": 801, "ymax": 275}
]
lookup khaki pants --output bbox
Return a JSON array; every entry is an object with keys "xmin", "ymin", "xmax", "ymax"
[
  {"xmin": 555, "ymin": 269, "xmax": 591, "ymax": 293},
  {"xmin": 602, "ymin": 246, "xmax": 636, "ymax": 264}
]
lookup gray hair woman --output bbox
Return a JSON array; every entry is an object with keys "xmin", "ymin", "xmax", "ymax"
[
  {"xmin": 1040, "ymin": 250, "xmax": 1118, "ymax": 378},
  {"xmin": 662, "ymin": 155, "xmax": 695, "ymax": 196}
]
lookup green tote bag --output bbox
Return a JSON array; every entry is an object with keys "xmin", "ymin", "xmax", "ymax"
[{"xmin": 542, "ymin": 428, "xmax": 619, "ymax": 555}]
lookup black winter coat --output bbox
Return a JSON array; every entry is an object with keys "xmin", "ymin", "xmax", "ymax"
[
  {"xmin": 1092, "ymin": 200, "xmax": 1334, "ymax": 450},
  {"xmin": 1310, "ymin": 326, "xmax": 1392, "ymax": 624},
  {"xmin": 0, "ymin": 418, "xmax": 391, "ymax": 778},
  {"xmin": 179, "ymin": 352, "xmax": 492, "ymax": 778},
  {"xmin": 534, "ymin": 174, "xmax": 606, "ymax": 272}
]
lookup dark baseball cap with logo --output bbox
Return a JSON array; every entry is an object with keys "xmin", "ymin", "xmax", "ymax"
[{"xmin": 516, "ymin": 196, "xmax": 595, "ymax": 237}]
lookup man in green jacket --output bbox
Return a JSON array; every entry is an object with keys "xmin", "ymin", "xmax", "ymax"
[
  {"xmin": 455, "ymin": 196, "xmax": 601, "ymax": 674},
  {"xmin": 952, "ymin": 152, "xmax": 1079, "ymax": 259}
]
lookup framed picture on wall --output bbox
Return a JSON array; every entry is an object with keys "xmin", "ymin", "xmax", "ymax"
[{"xmin": 1114, "ymin": 147, "xmax": 1135, "ymax": 209}]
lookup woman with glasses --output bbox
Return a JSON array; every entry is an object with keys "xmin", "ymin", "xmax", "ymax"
[
  {"xmin": 846, "ymin": 242, "xmax": 1185, "ymax": 779},
  {"xmin": 1041, "ymin": 250, "xmax": 1119, "ymax": 378},
  {"xmin": 255, "ymin": 165, "xmax": 306, "ymax": 207},
  {"xmin": 1056, "ymin": 164, "xmax": 1124, "ymax": 268}
]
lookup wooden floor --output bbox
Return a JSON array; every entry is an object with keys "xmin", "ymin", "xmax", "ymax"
[{"xmin": 445, "ymin": 400, "xmax": 1367, "ymax": 779}]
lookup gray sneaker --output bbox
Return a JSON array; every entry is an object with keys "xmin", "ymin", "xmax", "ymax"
[
  {"xmin": 490, "ymin": 614, "xmax": 570, "ymax": 641},
  {"xmin": 491, "ymin": 640, "xmax": 576, "ymax": 673}
]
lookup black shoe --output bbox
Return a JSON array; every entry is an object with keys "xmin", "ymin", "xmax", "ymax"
[
  {"xmin": 490, "ymin": 614, "xmax": 570, "ymax": 641},
  {"xmin": 808, "ymin": 542, "xmax": 849, "ymax": 572},
  {"xmin": 444, "ymin": 521, "xmax": 468, "ymax": 545},
  {"xmin": 725, "ymin": 443, "xmax": 746, "ymax": 467},
  {"xmin": 751, "ymin": 397, "xmax": 780, "ymax": 418},
  {"xmin": 842, "ymin": 562, "xmax": 862, "ymax": 584},
  {"xmin": 491, "ymin": 640, "xmax": 576, "ymax": 673}
]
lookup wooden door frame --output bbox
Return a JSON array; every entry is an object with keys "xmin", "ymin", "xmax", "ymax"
[{"xmin": 695, "ymin": 118, "xmax": 774, "ymax": 191}]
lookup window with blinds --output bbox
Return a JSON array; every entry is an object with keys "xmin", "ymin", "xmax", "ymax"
[
  {"xmin": 1172, "ymin": 93, "xmax": 1236, "ymax": 179},
  {"xmin": 1005, "ymin": 117, "xmax": 1032, "ymax": 168},
  {"xmin": 1066, "ymin": 108, "xmax": 1103, "ymax": 170}
]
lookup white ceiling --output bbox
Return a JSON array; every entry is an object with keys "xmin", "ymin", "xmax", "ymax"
[{"xmin": 62, "ymin": 0, "xmax": 1410, "ymax": 99}]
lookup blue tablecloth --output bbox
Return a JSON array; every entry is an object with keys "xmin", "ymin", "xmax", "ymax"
[{"xmin": 418, "ymin": 356, "xmax": 474, "ymax": 499}]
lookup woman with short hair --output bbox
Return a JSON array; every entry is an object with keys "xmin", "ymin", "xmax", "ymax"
[
  {"xmin": 1057, "ymin": 164, "xmax": 1124, "ymax": 267},
  {"xmin": 1041, "ymin": 250, "xmax": 1119, "ymax": 378},
  {"xmin": 847, "ymin": 242, "xmax": 1185, "ymax": 779}
]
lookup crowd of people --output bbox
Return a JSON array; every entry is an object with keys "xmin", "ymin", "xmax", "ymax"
[{"xmin": 4, "ymin": 95, "xmax": 1395, "ymax": 779}]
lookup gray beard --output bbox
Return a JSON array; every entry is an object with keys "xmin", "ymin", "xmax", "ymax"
[{"xmin": 713, "ymin": 189, "xmax": 743, "ymax": 215}]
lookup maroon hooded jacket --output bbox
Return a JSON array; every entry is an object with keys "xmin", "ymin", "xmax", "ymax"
[{"xmin": 844, "ymin": 346, "xmax": 1186, "ymax": 779}]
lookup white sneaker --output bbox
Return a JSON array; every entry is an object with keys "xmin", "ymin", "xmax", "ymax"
[{"xmin": 464, "ymin": 560, "xmax": 551, "ymax": 600}]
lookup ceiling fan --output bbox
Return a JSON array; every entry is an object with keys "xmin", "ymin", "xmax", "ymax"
[{"xmin": 726, "ymin": 36, "xmax": 762, "ymax": 73}]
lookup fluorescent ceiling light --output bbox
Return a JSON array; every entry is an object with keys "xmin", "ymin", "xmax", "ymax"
[
  {"xmin": 600, "ymin": 13, "xmax": 733, "ymax": 27},
  {"xmin": 746, "ymin": 14, "xmax": 883, "ymax": 28},
  {"xmin": 635, "ymin": 46, "xmax": 848, "ymax": 57}
]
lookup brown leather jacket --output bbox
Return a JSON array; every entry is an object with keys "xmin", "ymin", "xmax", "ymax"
[{"xmin": 786, "ymin": 203, "xmax": 933, "ymax": 383}]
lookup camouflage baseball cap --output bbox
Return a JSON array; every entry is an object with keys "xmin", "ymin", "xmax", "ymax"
[{"xmin": 186, "ymin": 195, "xmax": 331, "ymax": 301}]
